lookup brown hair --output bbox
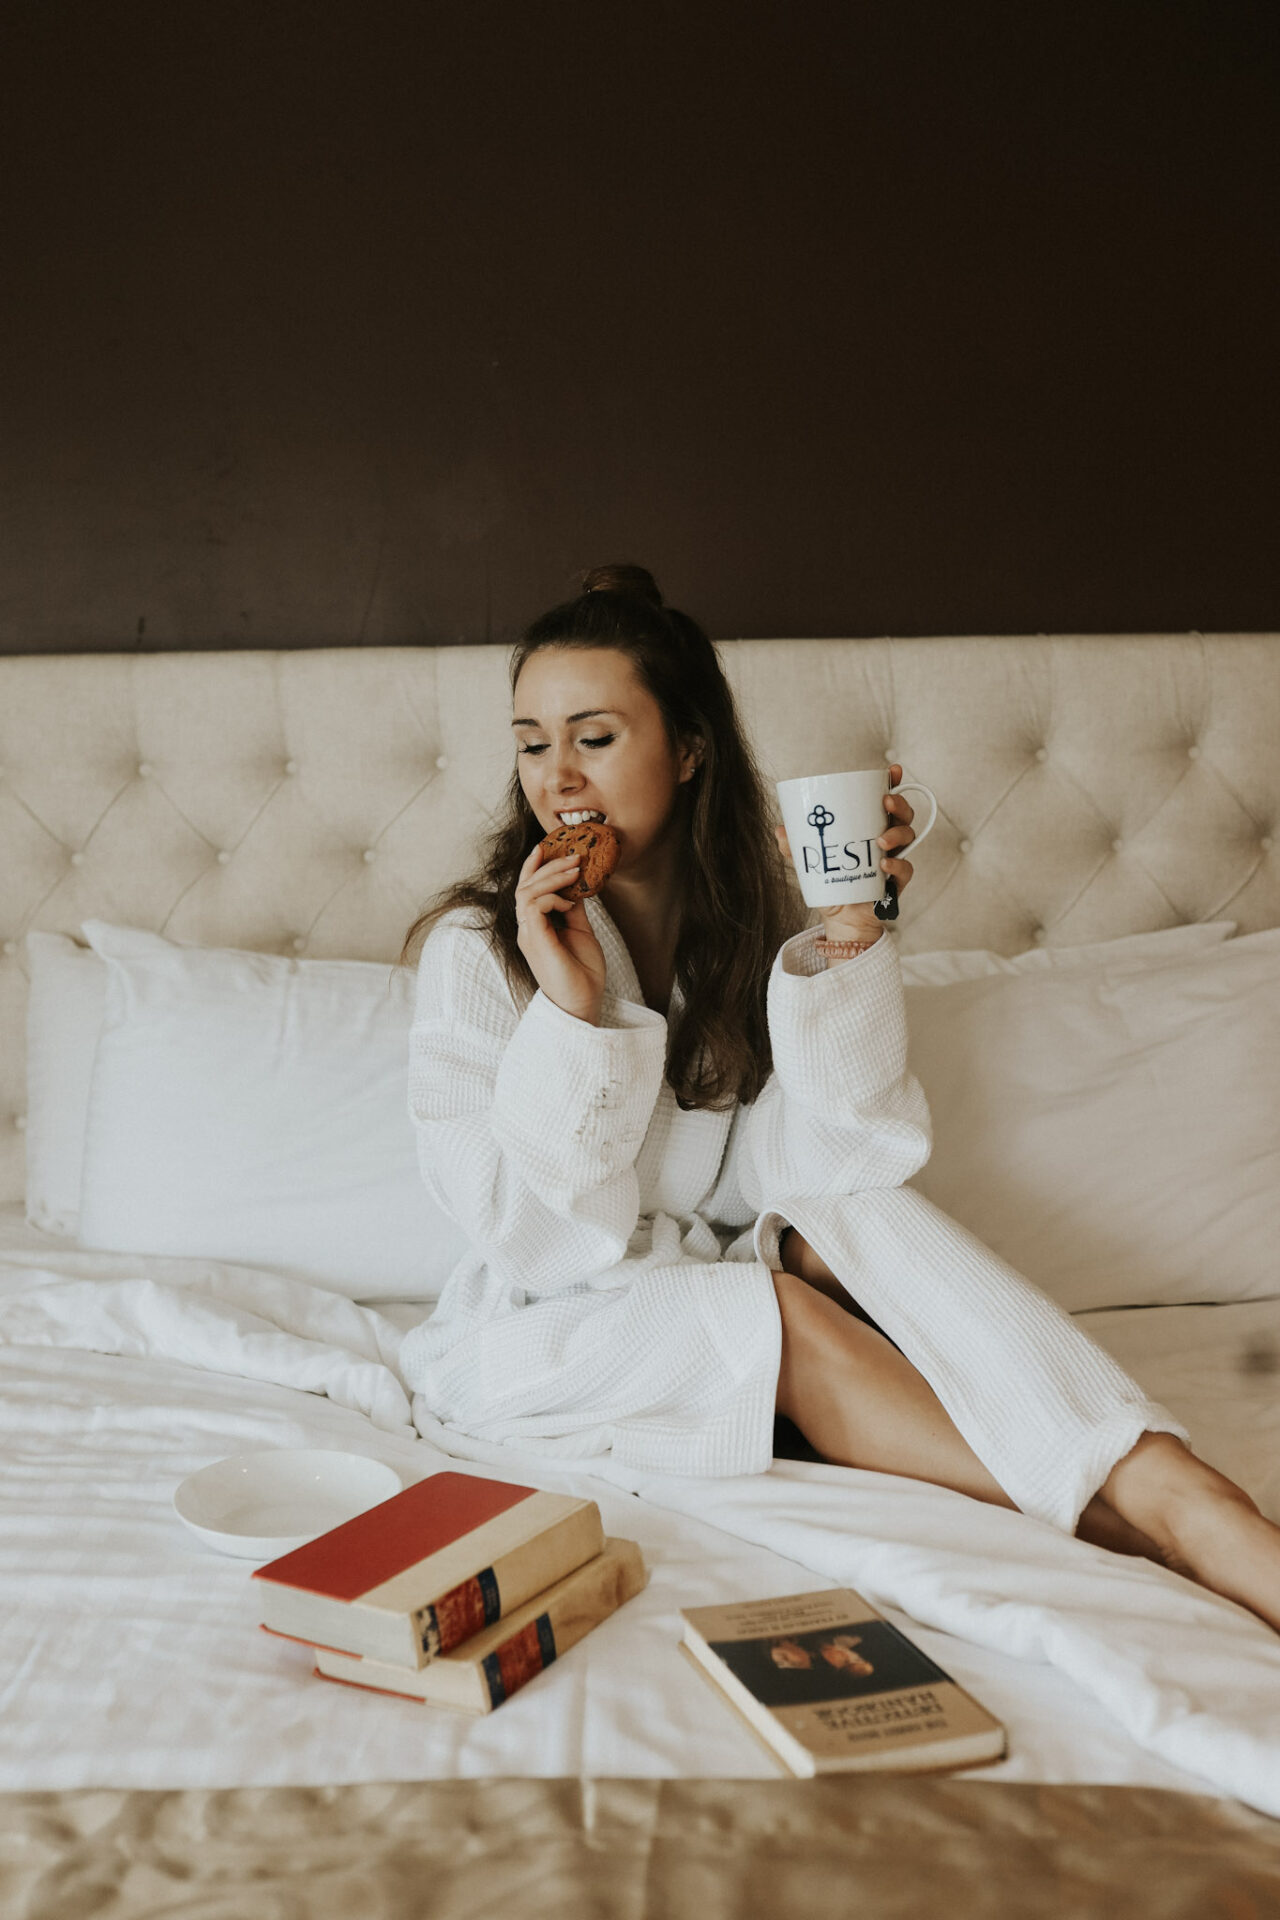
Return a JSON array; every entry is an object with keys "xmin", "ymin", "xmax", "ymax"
[{"xmin": 399, "ymin": 563, "xmax": 807, "ymax": 1108}]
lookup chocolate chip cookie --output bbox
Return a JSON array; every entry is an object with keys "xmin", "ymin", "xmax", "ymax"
[{"xmin": 539, "ymin": 820, "xmax": 620, "ymax": 899}]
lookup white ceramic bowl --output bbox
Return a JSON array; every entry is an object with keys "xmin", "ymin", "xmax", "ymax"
[{"xmin": 173, "ymin": 1448, "xmax": 403, "ymax": 1559}]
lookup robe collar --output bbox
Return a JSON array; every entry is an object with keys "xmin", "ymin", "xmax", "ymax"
[{"xmin": 583, "ymin": 894, "xmax": 684, "ymax": 1021}]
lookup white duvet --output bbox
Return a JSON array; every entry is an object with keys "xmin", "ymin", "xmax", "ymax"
[{"xmin": 1, "ymin": 1206, "xmax": 1278, "ymax": 1814}]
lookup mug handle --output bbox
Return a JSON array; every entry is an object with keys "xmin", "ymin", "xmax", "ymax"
[
  {"xmin": 874, "ymin": 781, "xmax": 939, "ymax": 921},
  {"xmin": 889, "ymin": 781, "xmax": 939, "ymax": 851}
]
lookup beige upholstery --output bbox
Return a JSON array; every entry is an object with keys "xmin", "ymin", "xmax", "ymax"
[{"xmin": 2, "ymin": 634, "xmax": 1278, "ymax": 1205}]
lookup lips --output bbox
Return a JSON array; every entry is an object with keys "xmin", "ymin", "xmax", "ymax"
[{"xmin": 556, "ymin": 809, "xmax": 607, "ymax": 826}]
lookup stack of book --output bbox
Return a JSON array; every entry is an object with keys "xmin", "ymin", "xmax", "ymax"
[{"xmin": 253, "ymin": 1469, "xmax": 645, "ymax": 1712}]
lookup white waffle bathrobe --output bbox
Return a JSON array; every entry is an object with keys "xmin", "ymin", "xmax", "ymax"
[{"xmin": 399, "ymin": 901, "xmax": 1185, "ymax": 1532}]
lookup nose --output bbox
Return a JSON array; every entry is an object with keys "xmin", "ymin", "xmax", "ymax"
[{"xmin": 548, "ymin": 751, "xmax": 586, "ymax": 794}]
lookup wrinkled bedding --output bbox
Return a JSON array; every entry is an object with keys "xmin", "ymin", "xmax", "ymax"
[
  {"xmin": 1, "ymin": 1206, "xmax": 1278, "ymax": 1818},
  {"xmin": 6, "ymin": 1778, "xmax": 1280, "ymax": 1919}
]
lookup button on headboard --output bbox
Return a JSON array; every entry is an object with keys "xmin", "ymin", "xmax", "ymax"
[{"xmin": 2, "ymin": 634, "xmax": 1278, "ymax": 1204}]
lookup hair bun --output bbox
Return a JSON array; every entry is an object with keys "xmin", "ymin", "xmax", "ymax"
[{"xmin": 580, "ymin": 563, "xmax": 663, "ymax": 607}]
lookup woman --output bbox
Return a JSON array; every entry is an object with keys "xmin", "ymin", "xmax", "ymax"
[{"xmin": 400, "ymin": 563, "xmax": 1280, "ymax": 1634}]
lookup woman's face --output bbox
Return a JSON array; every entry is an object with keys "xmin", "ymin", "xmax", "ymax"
[{"xmin": 511, "ymin": 646, "xmax": 698, "ymax": 873}]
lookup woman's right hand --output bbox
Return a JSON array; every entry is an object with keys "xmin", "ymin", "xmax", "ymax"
[{"xmin": 515, "ymin": 842, "xmax": 608, "ymax": 1025}]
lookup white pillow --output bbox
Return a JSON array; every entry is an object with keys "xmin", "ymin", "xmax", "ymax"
[
  {"xmin": 905, "ymin": 927, "xmax": 1280, "ymax": 1311},
  {"xmin": 67, "ymin": 922, "xmax": 469, "ymax": 1299},
  {"xmin": 900, "ymin": 919, "xmax": 1237, "ymax": 987},
  {"xmin": 24, "ymin": 932, "xmax": 107, "ymax": 1237},
  {"xmin": 27, "ymin": 917, "xmax": 1252, "ymax": 1306}
]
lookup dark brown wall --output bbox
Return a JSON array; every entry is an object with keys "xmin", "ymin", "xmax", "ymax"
[{"xmin": 2, "ymin": 0, "xmax": 1277, "ymax": 650}]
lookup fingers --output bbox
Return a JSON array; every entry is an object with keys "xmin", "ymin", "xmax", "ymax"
[
  {"xmin": 775, "ymin": 823, "xmax": 793, "ymax": 861},
  {"xmin": 523, "ymin": 890, "xmax": 578, "ymax": 920},
  {"xmin": 517, "ymin": 897, "xmax": 578, "ymax": 940},
  {"xmin": 518, "ymin": 855, "xmax": 581, "ymax": 902},
  {"xmin": 877, "ymin": 822, "xmax": 915, "ymax": 854},
  {"xmin": 877, "ymin": 781, "xmax": 915, "ymax": 888},
  {"xmin": 517, "ymin": 840, "xmax": 552, "ymax": 883},
  {"xmin": 518, "ymin": 846, "xmax": 577, "ymax": 888},
  {"xmin": 880, "ymin": 783, "xmax": 916, "ymax": 893},
  {"xmin": 515, "ymin": 852, "xmax": 582, "ymax": 937}
]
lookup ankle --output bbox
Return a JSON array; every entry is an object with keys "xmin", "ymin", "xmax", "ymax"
[{"xmin": 1101, "ymin": 1433, "xmax": 1251, "ymax": 1553}]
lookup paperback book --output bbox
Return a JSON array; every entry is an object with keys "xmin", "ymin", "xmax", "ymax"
[
  {"xmin": 680, "ymin": 1588, "xmax": 1006, "ymax": 1777},
  {"xmin": 253, "ymin": 1470, "xmax": 604, "ymax": 1669},
  {"xmin": 310, "ymin": 1537, "xmax": 647, "ymax": 1712}
]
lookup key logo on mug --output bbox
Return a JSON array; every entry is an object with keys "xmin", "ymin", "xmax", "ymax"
[{"xmin": 777, "ymin": 768, "xmax": 939, "ymax": 911}]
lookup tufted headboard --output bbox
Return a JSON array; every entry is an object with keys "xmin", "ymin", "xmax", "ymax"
[{"xmin": 2, "ymin": 634, "xmax": 1278, "ymax": 1205}]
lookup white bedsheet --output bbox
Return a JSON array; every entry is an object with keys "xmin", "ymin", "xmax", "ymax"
[{"xmin": 1, "ymin": 1204, "xmax": 1278, "ymax": 1812}]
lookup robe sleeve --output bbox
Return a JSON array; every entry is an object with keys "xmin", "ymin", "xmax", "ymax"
[
  {"xmin": 723, "ymin": 925, "xmax": 933, "ymax": 1265},
  {"xmin": 407, "ymin": 916, "xmax": 668, "ymax": 1295}
]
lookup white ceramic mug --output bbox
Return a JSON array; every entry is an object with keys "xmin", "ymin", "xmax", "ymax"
[{"xmin": 776, "ymin": 768, "xmax": 939, "ymax": 911}]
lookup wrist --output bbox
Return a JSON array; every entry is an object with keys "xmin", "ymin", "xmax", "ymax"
[
  {"xmin": 814, "ymin": 930, "xmax": 883, "ymax": 967},
  {"xmin": 820, "ymin": 904, "xmax": 881, "ymax": 937},
  {"xmin": 543, "ymin": 989, "xmax": 603, "ymax": 1027}
]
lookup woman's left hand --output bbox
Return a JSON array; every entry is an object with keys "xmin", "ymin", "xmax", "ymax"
[{"xmin": 775, "ymin": 765, "xmax": 917, "ymax": 939}]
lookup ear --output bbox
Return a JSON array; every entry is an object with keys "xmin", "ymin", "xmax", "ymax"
[{"xmin": 676, "ymin": 735, "xmax": 704, "ymax": 785}]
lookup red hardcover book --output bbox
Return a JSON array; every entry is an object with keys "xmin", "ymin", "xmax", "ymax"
[{"xmin": 252, "ymin": 1471, "xmax": 604, "ymax": 1669}]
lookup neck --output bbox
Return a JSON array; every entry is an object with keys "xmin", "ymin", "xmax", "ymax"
[
  {"xmin": 600, "ymin": 859, "xmax": 682, "ymax": 950},
  {"xmin": 597, "ymin": 829, "xmax": 686, "ymax": 1006}
]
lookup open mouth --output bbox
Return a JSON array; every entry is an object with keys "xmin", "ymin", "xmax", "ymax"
[{"xmin": 556, "ymin": 809, "xmax": 607, "ymax": 826}]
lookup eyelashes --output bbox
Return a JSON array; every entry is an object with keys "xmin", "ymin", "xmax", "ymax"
[{"xmin": 518, "ymin": 735, "xmax": 615, "ymax": 756}]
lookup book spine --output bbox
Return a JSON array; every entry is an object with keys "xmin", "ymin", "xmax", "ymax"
[
  {"xmin": 411, "ymin": 1503, "xmax": 605, "ymax": 1663},
  {"xmin": 479, "ymin": 1612, "xmax": 559, "ymax": 1709},
  {"xmin": 413, "ymin": 1566, "xmax": 502, "ymax": 1660},
  {"xmin": 473, "ymin": 1537, "xmax": 645, "ymax": 1709}
]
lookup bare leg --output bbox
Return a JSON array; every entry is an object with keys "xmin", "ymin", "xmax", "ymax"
[
  {"xmin": 776, "ymin": 1231, "xmax": 1280, "ymax": 1631},
  {"xmin": 772, "ymin": 1268, "xmax": 1018, "ymax": 1509},
  {"xmin": 777, "ymin": 1229, "xmax": 1156, "ymax": 1552},
  {"xmin": 1094, "ymin": 1433, "xmax": 1280, "ymax": 1633}
]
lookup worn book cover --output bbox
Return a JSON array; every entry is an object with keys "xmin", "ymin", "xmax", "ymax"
[
  {"xmin": 680, "ymin": 1589, "xmax": 1006, "ymax": 1776},
  {"xmin": 311, "ymin": 1538, "xmax": 647, "ymax": 1712},
  {"xmin": 253, "ymin": 1471, "xmax": 604, "ymax": 1669}
]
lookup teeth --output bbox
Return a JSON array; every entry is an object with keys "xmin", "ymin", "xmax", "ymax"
[{"xmin": 557, "ymin": 810, "xmax": 606, "ymax": 826}]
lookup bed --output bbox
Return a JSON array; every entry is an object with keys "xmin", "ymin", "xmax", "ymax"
[{"xmin": 2, "ymin": 634, "xmax": 1279, "ymax": 1916}]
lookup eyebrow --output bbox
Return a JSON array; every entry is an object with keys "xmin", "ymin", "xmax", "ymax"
[{"xmin": 510, "ymin": 708, "xmax": 620, "ymax": 728}]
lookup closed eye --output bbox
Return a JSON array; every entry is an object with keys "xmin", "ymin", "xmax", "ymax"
[{"xmin": 517, "ymin": 734, "xmax": 615, "ymax": 755}]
